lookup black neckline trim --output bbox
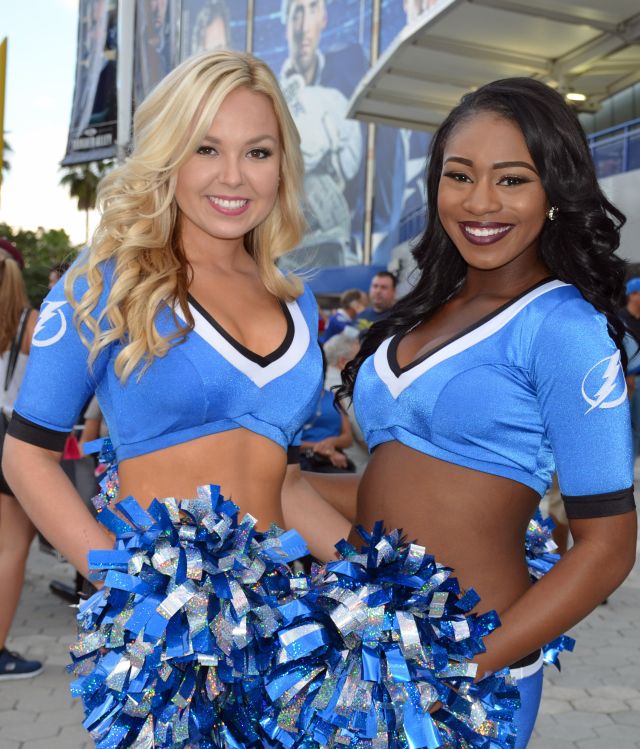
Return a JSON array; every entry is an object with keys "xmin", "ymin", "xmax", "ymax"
[
  {"xmin": 389, "ymin": 277, "xmax": 556, "ymax": 377},
  {"xmin": 188, "ymin": 294, "xmax": 295, "ymax": 368}
]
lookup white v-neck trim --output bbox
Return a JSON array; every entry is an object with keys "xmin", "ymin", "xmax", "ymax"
[
  {"xmin": 375, "ymin": 280, "xmax": 569, "ymax": 399},
  {"xmin": 175, "ymin": 299, "xmax": 310, "ymax": 388}
]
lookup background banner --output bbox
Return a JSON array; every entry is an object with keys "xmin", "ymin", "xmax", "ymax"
[
  {"xmin": 62, "ymin": 0, "xmax": 118, "ymax": 166},
  {"xmin": 180, "ymin": 0, "xmax": 248, "ymax": 59},
  {"xmin": 254, "ymin": 0, "xmax": 372, "ymax": 269}
]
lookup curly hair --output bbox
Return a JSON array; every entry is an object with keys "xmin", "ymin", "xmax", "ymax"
[
  {"xmin": 67, "ymin": 50, "xmax": 305, "ymax": 382},
  {"xmin": 339, "ymin": 77, "xmax": 627, "ymax": 401}
]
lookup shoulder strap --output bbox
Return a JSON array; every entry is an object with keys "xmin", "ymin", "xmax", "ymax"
[{"xmin": 4, "ymin": 308, "xmax": 30, "ymax": 392}]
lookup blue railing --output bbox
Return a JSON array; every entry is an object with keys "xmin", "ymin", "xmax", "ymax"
[{"xmin": 588, "ymin": 117, "xmax": 640, "ymax": 179}]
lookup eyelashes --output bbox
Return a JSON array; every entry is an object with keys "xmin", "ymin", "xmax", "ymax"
[
  {"xmin": 442, "ymin": 171, "xmax": 532, "ymax": 186},
  {"xmin": 195, "ymin": 146, "xmax": 274, "ymax": 159},
  {"xmin": 247, "ymin": 147, "xmax": 273, "ymax": 159}
]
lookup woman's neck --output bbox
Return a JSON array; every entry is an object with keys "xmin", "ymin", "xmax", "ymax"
[{"xmin": 460, "ymin": 261, "xmax": 551, "ymax": 302}]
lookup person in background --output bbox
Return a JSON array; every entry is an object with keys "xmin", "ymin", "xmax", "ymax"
[
  {"xmin": 323, "ymin": 328, "xmax": 368, "ymax": 471},
  {"xmin": 300, "ymin": 347, "xmax": 354, "ymax": 473},
  {"xmin": 319, "ymin": 287, "xmax": 365, "ymax": 343},
  {"xmin": 48, "ymin": 262, "xmax": 71, "ymax": 291},
  {"xmin": 354, "ymin": 270, "xmax": 397, "ymax": 330},
  {"xmin": 0, "ymin": 241, "xmax": 41, "ymax": 680}
]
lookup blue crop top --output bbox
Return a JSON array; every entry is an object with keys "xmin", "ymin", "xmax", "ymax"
[
  {"xmin": 10, "ymin": 260, "xmax": 323, "ymax": 463},
  {"xmin": 353, "ymin": 280, "xmax": 635, "ymax": 519}
]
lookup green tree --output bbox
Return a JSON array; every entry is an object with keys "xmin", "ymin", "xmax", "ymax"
[
  {"xmin": 59, "ymin": 160, "xmax": 113, "ymax": 244},
  {"xmin": 0, "ymin": 222, "xmax": 79, "ymax": 307}
]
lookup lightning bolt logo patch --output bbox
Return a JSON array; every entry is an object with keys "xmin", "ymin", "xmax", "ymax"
[
  {"xmin": 581, "ymin": 350, "xmax": 627, "ymax": 413},
  {"xmin": 32, "ymin": 301, "xmax": 68, "ymax": 348}
]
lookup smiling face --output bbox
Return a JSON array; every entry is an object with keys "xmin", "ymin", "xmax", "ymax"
[
  {"xmin": 437, "ymin": 112, "xmax": 548, "ymax": 275},
  {"xmin": 175, "ymin": 87, "xmax": 282, "ymax": 253}
]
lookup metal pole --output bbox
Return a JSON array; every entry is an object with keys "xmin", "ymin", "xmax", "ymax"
[
  {"xmin": 246, "ymin": 0, "xmax": 255, "ymax": 53},
  {"xmin": 116, "ymin": 0, "xmax": 135, "ymax": 164},
  {"xmin": 362, "ymin": 0, "xmax": 381, "ymax": 265}
]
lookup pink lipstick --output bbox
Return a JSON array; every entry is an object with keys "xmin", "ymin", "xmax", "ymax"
[{"xmin": 207, "ymin": 195, "xmax": 250, "ymax": 216}]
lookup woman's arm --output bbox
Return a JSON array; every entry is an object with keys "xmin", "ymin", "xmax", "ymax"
[
  {"xmin": 475, "ymin": 510, "xmax": 637, "ymax": 676},
  {"xmin": 281, "ymin": 464, "xmax": 355, "ymax": 561},
  {"xmin": 2, "ymin": 435, "xmax": 114, "ymax": 577}
]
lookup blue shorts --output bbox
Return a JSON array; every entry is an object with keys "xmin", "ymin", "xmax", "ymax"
[{"xmin": 511, "ymin": 652, "xmax": 544, "ymax": 748}]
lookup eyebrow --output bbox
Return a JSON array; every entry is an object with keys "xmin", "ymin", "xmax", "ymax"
[
  {"xmin": 202, "ymin": 134, "xmax": 278, "ymax": 145},
  {"xmin": 444, "ymin": 156, "xmax": 538, "ymax": 173}
]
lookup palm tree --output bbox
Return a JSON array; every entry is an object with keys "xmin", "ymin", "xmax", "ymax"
[
  {"xmin": 59, "ymin": 160, "xmax": 113, "ymax": 244},
  {"xmin": 1, "ymin": 135, "xmax": 12, "ymax": 182}
]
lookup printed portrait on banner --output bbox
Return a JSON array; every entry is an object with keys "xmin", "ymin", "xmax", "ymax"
[
  {"xmin": 254, "ymin": 0, "xmax": 372, "ymax": 269},
  {"xmin": 180, "ymin": 0, "xmax": 249, "ymax": 58},
  {"xmin": 63, "ymin": 0, "xmax": 118, "ymax": 165},
  {"xmin": 134, "ymin": 0, "xmax": 180, "ymax": 106}
]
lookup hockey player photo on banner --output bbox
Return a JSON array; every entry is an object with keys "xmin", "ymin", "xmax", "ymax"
[{"xmin": 254, "ymin": 0, "xmax": 372, "ymax": 270}]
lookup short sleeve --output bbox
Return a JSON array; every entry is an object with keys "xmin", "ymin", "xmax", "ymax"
[
  {"xmin": 9, "ymin": 259, "xmax": 113, "ymax": 450},
  {"xmin": 530, "ymin": 296, "xmax": 635, "ymax": 519}
]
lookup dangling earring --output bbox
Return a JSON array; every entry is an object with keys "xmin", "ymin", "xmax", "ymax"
[{"xmin": 546, "ymin": 206, "xmax": 559, "ymax": 221}]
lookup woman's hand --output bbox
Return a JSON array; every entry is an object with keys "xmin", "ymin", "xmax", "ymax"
[
  {"xmin": 473, "ymin": 510, "xmax": 637, "ymax": 676},
  {"xmin": 281, "ymin": 464, "xmax": 354, "ymax": 561},
  {"xmin": 313, "ymin": 437, "xmax": 339, "ymax": 456}
]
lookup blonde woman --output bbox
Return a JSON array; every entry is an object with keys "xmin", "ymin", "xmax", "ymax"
[
  {"xmin": 2, "ymin": 51, "xmax": 345, "ymax": 746},
  {"xmin": 0, "ymin": 241, "xmax": 40, "ymax": 680}
]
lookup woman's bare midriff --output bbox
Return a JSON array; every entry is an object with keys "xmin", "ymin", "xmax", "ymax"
[
  {"xmin": 353, "ymin": 441, "xmax": 541, "ymax": 618},
  {"xmin": 117, "ymin": 429, "xmax": 287, "ymax": 529}
]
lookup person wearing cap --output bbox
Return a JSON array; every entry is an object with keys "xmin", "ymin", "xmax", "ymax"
[
  {"xmin": 0, "ymin": 238, "xmax": 25, "ymax": 270},
  {"xmin": 619, "ymin": 277, "xmax": 640, "ymax": 457}
]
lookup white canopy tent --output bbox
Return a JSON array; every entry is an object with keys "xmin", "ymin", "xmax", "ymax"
[{"xmin": 347, "ymin": 0, "xmax": 640, "ymax": 131}]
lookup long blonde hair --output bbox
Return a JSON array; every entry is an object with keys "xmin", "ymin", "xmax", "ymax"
[
  {"xmin": 67, "ymin": 50, "xmax": 306, "ymax": 382},
  {"xmin": 0, "ymin": 251, "xmax": 29, "ymax": 353}
]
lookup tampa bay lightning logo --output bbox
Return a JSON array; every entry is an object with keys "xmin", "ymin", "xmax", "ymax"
[
  {"xmin": 32, "ymin": 301, "xmax": 68, "ymax": 348},
  {"xmin": 581, "ymin": 351, "xmax": 627, "ymax": 414}
]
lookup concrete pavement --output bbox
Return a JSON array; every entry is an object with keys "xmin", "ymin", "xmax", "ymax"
[{"xmin": 0, "ymin": 516, "xmax": 638, "ymax": 748}]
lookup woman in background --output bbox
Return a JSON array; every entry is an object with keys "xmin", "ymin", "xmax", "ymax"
[{"xmin": 0, "ymin": 241, "xmax": 40, "ymax": 680}]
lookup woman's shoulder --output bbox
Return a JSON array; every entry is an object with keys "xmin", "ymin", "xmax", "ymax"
[
  {"xmin": 526, "ymin": 282, "xmax": 615, "ymax": 358},
  {"xmin": 291, "ymin": 281, "xmax": 318, "ymax": 316}
]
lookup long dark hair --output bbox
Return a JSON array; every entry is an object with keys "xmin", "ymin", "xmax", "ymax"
[{"xmin": 339, "ymin": 77, "xmax": 627, "ymax": 401}]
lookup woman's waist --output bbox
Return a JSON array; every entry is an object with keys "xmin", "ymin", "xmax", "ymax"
[
  {"xmin": 365, "ymin": 426, "xmax": 550, "ymax": 496},
  {"xmin": 116, "ymin": 431, "xmax": 288, "ymax": 525},
  {"xmin": 355, "ymin": 444, "xmax": 538, "ymax": 605},
  {"xmin": 359, "ymin": 440, "xmax": 541, "ymax": 517}
]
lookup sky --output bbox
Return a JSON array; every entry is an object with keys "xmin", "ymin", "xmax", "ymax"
[{"xmin": 0, "ymin": 0, "xmax": 97, "ymax": 245}]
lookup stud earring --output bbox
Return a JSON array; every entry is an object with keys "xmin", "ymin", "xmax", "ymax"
[{"xmin": 546, "ymin": 206, "xmax": 559, "ymax": 221}]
